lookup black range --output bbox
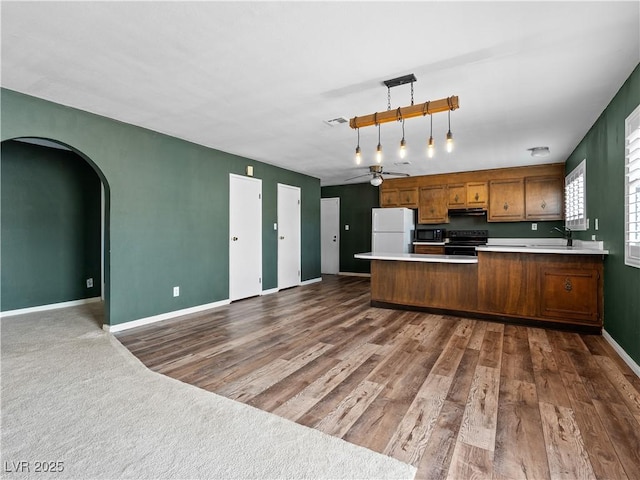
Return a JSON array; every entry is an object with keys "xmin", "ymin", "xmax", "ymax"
[{"xmin": 445, "ymin": 230, "xmax": 488, "ymax": 256}]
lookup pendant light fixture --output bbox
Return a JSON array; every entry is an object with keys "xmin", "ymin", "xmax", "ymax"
[
  {"xmin": 427, "ymin": 113, "xmax": 435, "ymax": 158},
  {"xmin": 446, "ymin": 109, "xmax": 454, "ymax": 153},
  {"xmin": 348, "ymin": 73, "xmax": 459, "ymax": 168},
  {"xmin": 399, "ymin": 119, "xmax": 407, "ymax": 159},
  {"xmin": 376, "ymin": 122, "xmax": 383, "ymax": 163},
  {"xmin": 355, "ymin": 128, "xmax": 362, "ymax": 164}
]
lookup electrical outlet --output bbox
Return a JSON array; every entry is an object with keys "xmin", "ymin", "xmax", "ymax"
[
  {"xmin": 531, "ymin": 223, "xmax": 537, "ymax": 231},
  {"xmin": 86, "ymin": 278, "xmax": 93, "ymax": 288},
  {"xmin": 345, "ymin": 225, "xmax": 350, "ymax": 231},
  {"xmin": 173, "ymin": 286, "xmax": 180, "ymax": 297},
  {"xmin": 592, "ymin": 234, "xmax": 597, "ymax": 241}
]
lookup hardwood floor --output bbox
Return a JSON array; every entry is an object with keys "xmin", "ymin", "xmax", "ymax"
[{"xmin": 116, "ymin": 275, "xmax": 640, "ymax": 479}]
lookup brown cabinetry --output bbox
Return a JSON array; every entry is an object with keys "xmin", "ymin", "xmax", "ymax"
[
  {"xmin": 525, "ymin": 176, "xmax": 564, "ymax": 220},
  {"xmin": 539, "ymin": 267, "xmax": 600, "ymax": 323},
  {"xmin": 466, "ymin": 182, "xmax": 488, "ymax": 208},
  {"xmin": 380, "ymin": 188, "xmax": 399, "ymax": 207},
  {"xmin": 488, "ymin": 178, "xmax": 525, "ymax": 222},
  {"xmin": 419, "ymin": 185, "xmax": 448, "ymax": 224},
  {"xmin": 414, "ymin": 245, "xmax": 446, "ymax": 255},
  {"xmin": 477, "ymin": 252, "xmax": 603, "ymax": 329},
  {"xmin": 397, "ymin": 187, "xmax": 418, "ymax": 208},
  {"xmin": 448, "ymin": 183, "xmax": 466, "ymax": 207}
]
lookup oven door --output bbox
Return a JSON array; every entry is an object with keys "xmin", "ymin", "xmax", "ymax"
[{"xmin": 444, "ymin": 244, "xmax": 478, "ymax": 256}]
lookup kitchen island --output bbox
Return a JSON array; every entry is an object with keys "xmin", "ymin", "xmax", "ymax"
[{"xmin": 356, "ymin": 244, "xmax": 608, "ymax": 333}]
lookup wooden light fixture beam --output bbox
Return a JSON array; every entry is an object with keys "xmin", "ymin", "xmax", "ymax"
[{"xmin": 349, "ymin": 95, "xmax": 459, "ymax": 129}]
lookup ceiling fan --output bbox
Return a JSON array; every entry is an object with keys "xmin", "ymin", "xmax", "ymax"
[{"xmin": 345, "ymin": 165, "xmax": 410, "ymax": 186}]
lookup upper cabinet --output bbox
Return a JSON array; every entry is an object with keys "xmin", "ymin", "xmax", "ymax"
[
  {"xmin": 466, "ymin": 182, "xmax": 488, "ymax": 208},
  {"xmin": 379, "ymin": 163, "xmax": 564, "ymax": 224},
  {"xmin": 380, "ymin": 188, "xmax": 399, "ymax": 207},
  {"xmin": 525, "ymin": 176, "xmax": 564, "ymax": 221},
  {"xmin": 488, "ymin": 178, "xmax": 525, "ymax": 222},
  {"xmin": 419, "ymin": 185, "xmax": 448, "ymax": 224}
]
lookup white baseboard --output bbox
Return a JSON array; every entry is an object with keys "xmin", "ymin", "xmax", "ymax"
[
  {"xmin": 261, "ymin": 288, "xmax": 279, "ymax": 296},
  {"xmin": 301, "ymin": 277, "xmax": 322, "ymax": 285},
  {"xmin": 104, "ymin": 299, "xmax": 231, "ymax": 333},
  {"xmin": 603, "ymin": 329, "xmax": 640, "ymax": 378},
  {"xmin": 0, "ymin": 297, "xmax": 102, "ymax": 318},
  {"xmin": 338, "ymin": 272, "xmax": 371, "ymax": 278}
]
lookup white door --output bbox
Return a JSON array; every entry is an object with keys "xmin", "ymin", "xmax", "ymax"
[
  {"xmin": 278, "ymin": 183, "xmax": 301, "ymax": 290},
  {"xmin": 321, "ymin": 198, "xmax": 340, "ymax": 274},
  {"xmin": 229, "ymin": 174, "xmax": 262, "ymax": 301}
]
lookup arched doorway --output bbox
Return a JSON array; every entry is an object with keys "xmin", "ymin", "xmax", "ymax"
[{"xmin": 0, "ymin": 137, "xmax": 111, "ymax": 325}]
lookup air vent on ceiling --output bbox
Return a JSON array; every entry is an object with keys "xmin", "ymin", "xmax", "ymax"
[{"xmin": 323, "ymin": 116, "xmax": 349, "ymax": 127}]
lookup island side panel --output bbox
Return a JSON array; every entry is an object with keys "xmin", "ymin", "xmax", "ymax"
[{"xmin": 370, "ymin": 260, "xmax": 478, "ymax": 311}]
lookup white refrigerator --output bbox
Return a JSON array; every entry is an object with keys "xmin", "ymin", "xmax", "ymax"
[{"xmin": 371, "ymin": 207, "xmax": 415, "ymax": 253}]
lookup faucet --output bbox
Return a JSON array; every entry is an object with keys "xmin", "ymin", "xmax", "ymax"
[{"xmin": 552, "ymin": 226, "xmax": 573, "ymax": 247}]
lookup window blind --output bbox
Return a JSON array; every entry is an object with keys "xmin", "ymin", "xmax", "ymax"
[
  {"xmin": 625, "ymin": 105, "xmax": 640, "ymax": 268},
  {"xmin": 565, "ymin": 159, "xmax": 587, "ymax": 231}
]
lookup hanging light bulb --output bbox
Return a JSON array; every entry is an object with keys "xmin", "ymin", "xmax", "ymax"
[
  {"xmin": 376, "ymin": 123, "xmax": 383, "ymax": 163},
  {"xmin": 399, "ymin": 119, "xmax": 407, "ymax": 159},
  {"xmin": 427, "ymin": 114, "xmax": 435, "ymax": 158},
  {"xmin": 355, "ymin": 128, "xmax": 362, "ymax": 165},
  {"xmin": 446, "ymin": 110, "xmax": 454, "ymax": 153}
]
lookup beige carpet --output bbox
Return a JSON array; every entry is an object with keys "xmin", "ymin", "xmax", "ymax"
[{"xmin": 1, "ymin": 304, "xmax": 415, "ymax": 480}]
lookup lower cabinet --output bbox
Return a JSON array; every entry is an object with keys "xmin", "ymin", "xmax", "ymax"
[
  {"xmin": 414, "ymin": 245, "xmax": 445, "ymax": 255},
  {"xmin": 539, "ymin": 267, "xmax": 600, "ymax": 323},
  {"xmin": 477, "ymin": 252, "xmax": 603, "ymax": 329}
]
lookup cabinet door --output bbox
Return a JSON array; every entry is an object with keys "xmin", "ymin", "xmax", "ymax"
[
  {"xmin": 380, "ymin": 188, "xmax": 399, "ymax": 207},
  {"xmin": 398, "ymin": 187, "xmax": 418, "ymax": 208},
  {"xmin": 525, "ymin": 176, "xmax": 563, "ymax": 220},
  {"xmin": 466, "ymin": 182, "xmax": 488, "ymax": 208},
  {"xmin": 539, "ymin": 267, "xmax": 599, "ymax": 323},
  {"xmin": 448, "ymin": 183, "xmax": 466, "ymax": 207},
  {"xmin": 419, "ymin": 185, "xmax": 448, "ymax": 224},
  {"xmin": 488, "ymin": 178, "xmax": 525, "ymax": 222},
  {"xmin": 414, "ymin": 245, "xmax": 445, "ymax": 255}
]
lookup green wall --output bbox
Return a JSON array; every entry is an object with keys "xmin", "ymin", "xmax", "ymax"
[
  {"xmin": 565, "ymin": 64, "xmax": 640, "ymax": 365},
  {"xmin": 1, "ymin": 89, "xmax": 321, "ymax": 326},
  {"xmin": 321, "ymin": 183, "xmax": 380, "ymax": 273},
  {"xmin": 1, "ymin": 140, "xmax": 102, "ymax": 310}
]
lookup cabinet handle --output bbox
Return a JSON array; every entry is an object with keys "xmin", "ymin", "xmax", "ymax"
[
  {"xmin": 454, "ymin": 194, "xmax": 459, "ymax": 202},
  {"xmin": 280, "ymin": 236, "xmax": 285, "ymax": 240},
  {"xmin": 475, "ymin": 192, "xmax": 479, "ymax": 201},
  {"xmin": 430, "ymin": 207, "xmax": 435, "ymax": 214},
  {"xmin": 564, "ymin": 278, "xmax": 573, "ymax": 291},
  {"xmin": 232, "ymin": 236, "xmax": 238, "ymax": 241},
  {"xmin": 503, "ymin": 202, "xmax": 509, "ymax": 211}
]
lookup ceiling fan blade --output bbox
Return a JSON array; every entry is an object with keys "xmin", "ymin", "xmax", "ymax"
[
  {"xmin": 344, "ymin": 173, "xmax": 372, "ymax": 181},
  {"xmin": 382, "ymin": 171, "xmax": 410, "ymax": 177}
]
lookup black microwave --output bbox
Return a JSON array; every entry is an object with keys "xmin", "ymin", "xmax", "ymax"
[{"xmin": 415, "ymin": 228, "xmax": 446, "ymax": 242}]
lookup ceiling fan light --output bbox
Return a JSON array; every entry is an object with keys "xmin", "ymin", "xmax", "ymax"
[
  {"xmin": 370, "ymin": 175, "xmax": 383, "ymax": 187},
  {"xmin": 355, "ymin": 145, "xmax": 362, "ymax": 164}
]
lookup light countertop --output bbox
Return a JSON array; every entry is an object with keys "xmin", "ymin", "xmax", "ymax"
[
  {"xmin": 354, "ymin": 252, "xmax": 478, "ymax": 264},
  {"xmin": 477, "ymin": 245, "xmax": 609, "ymax": 255},
  {"xmin": 412, "ymin": 241, "xmax": 446, "ymax": 246}
]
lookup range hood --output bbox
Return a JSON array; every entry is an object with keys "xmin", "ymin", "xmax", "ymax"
[{"xmin": 447, "ymin": 207, "xmax": 487, "ymax": 216}]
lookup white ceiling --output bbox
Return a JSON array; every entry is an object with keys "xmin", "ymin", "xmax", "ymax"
[{"xmin": 2, "ymin": 1, "xmax": 638, "ymax": 186}]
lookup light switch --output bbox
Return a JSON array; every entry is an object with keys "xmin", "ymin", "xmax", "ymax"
[
  {"xmin": 595, "ymin": 218, "xmax": 599, "ymax": 230},
  {"xmin": 273, "ymin": 223, "xmax": 277, "ymax": 230}
]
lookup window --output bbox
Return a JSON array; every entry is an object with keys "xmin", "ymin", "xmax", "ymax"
[
  {"xmin": 625, "ymin": 104, "xmax": 640, "ymax": 268},
  {"xmin": 565, "ymin": 159, "xmax": 587, "ymax": 231}
]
